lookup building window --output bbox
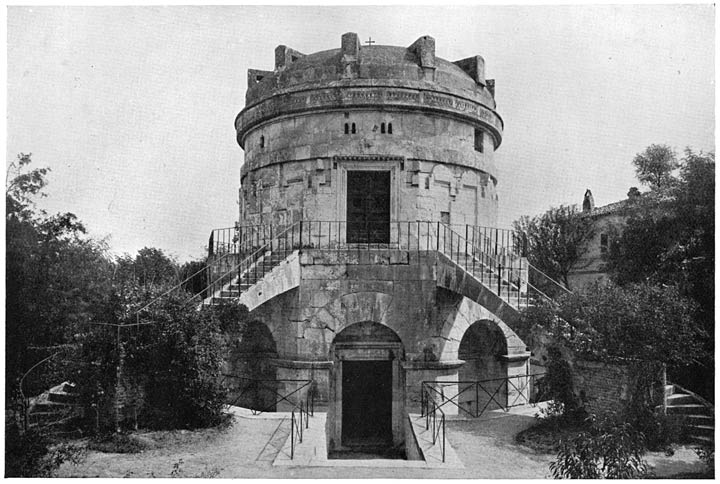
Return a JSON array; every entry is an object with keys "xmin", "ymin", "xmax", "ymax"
[
  {"xmin": 600, "ymin": 233, "xmax": 609, "ymax": 254},
  {"xmin": 344, "ymin": 123, "xmax": 349, "ymax": 134},
  {"xmin": 474, "ymin": 128, "xmax": 484, "ymax": 152},
  {"xmin": 260, "ymin": 135, "xmax": 265, "ymax": 148},
  {"xmin": 388, "ymin": 123, "xmax": 393, "ymax": 134},
  {"xmin": 380, "ymin": 122, "xmax": 386, "ymax": 134},
  {"xmin": 440, "ymin": 211, "xmax": 450, "ymax": 225},
  {"xmin": 351, "ymin": 123, "xmax": 356, "ymax": 134}
]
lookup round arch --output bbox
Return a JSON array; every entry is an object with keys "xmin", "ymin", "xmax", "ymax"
[
  {"xmin": 457, "ymin": 319, "xmax": 511, "ymax": 412},
  {"xmin": 224, "ymin": 321, "xmax": 278, "ymax": 410}
]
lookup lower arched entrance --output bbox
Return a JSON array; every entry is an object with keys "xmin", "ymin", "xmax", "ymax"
[
  {"xmin": 458, "ymin": 319, "xmax": 509, "ymax": 412},
  {"xmin": 224, "ymin": 321, "xmax": 278, "ymax": 411},
  {"xmin": 328, "ymin": 321, "xmax": 405, "ymax": 457}
]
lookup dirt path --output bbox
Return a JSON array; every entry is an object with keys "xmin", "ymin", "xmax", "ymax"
[{"xmin": 56, "ymin": 411, "xmax": 705, "ymax": 478}]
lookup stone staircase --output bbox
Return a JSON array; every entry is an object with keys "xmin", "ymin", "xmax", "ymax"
[
  {"xmin": 661, "ymin": 384, "xmax": 714, "ymax": 446},
  {"xmin": 26, "ymin": 381, "xmax": 83, "ymax": 434},
  {"xmin": 204, "ymin": 248, "xmax": 300, "ymax": 311},
  {"xmin": 208, "ymin": 251, "xmax": 287, "ymax": 302}
]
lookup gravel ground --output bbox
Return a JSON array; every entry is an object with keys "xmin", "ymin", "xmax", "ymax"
[{"xmin": 55, "ymin": 411, "xmax": 706, "ymax": 478}]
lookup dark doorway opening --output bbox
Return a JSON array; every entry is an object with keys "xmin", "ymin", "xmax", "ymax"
[
  {"xmin": 341, "ymin": 360, "xmax": 393, "ymax": 450},
  {"xmin": 346, "ymin": 171, "xmax": 390, "ymax": 243}
]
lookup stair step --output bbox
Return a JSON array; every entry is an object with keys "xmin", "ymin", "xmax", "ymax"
[
  {"xmin": 47, "ymin": 392, "xmax": 79, "ymax": 404},
  {"xmin": 687, "ymin": 424, "xmax": 715, "ymax": 437},
  {"xmin": 684, "ymin": 414, "xmax": 715, "ymax": 424},
  {"xmin": 688, "ymin": 435, "xmax": 714, "ymax": 445},
  {"xmin": 667, "ymin": 394, "xmax": 696, "ymax": 405},
  {"xmin": 666, "ymin": 404, "xmax": 713, "ymax": 415}
]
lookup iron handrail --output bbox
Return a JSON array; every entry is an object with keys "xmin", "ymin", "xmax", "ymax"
[
  {"xmin": 201, "ymin": 222, "xmax": 301, "ymax": 305},
  {"xmin": 421, "ymin": 373, "xmax": 549, "ymax": 419},
  {"xmin": 290, "ymin": 399, "xmax": 311, "ymax": 460},
  {"xmin": 440, "ymin": 223, "xmax": 571, "ymax": 308},
  {"xmin": 221, "ymin": 374, "xmax": 314, "ymax": 416},
  {"xmin": 422, "ymin": 386, "xmax": 446, "ymax": 463},
  {"xmin": 133, "ymin": 249, "xmax": 240, "ymax": 325},
  {"xmin": 205, "ymin": 220, "xmax": 572, "ymax": 310}
]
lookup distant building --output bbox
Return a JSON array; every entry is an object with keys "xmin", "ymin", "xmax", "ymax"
[{"xmin": 567, "ymin": 188, "xmax": 642, "ymax": 289}]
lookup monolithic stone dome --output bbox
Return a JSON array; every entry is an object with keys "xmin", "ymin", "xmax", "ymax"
[{"xmin": 237, "ymin": 33, "xmax": 502, "ymax": 151}]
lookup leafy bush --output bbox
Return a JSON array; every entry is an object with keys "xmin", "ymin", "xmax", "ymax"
[
  {"xmin": 122, "ymin": 294, "xmax": 231, "ymax": 430},
  {"xmin": 695, "ymin": 445, "xmax": 714, "ymax": 476},
  {"xmin": 550, "ymin": 416, "xmax": 648, "ymax": 479},
  {"xmin": 5, "ymin": 425, "xmax": 86, "ymax": 477}
]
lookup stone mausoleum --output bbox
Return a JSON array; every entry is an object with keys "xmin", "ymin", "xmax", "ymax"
[{"xmin": 209, "ymin": 33, "xmax": 539, "ymax": 458}]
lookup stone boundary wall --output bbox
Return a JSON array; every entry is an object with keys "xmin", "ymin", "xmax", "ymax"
[
  {"xmin": 570, "ymin": 359, "xmax": 664, "ymax": 417},
  {"xmin": 571, "ymin": 359, "xmax": 634, "ymax": 416}
]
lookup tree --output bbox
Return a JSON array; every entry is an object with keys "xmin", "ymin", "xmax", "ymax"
[
  {"xmin": 605, "ymin": 148, "xmax": 714, "ymax": 398},
  {"xmin": 6, "ymin": 155, "xmax": 116, "ymax": 411},
  {"xmin": 513, "ymin": 205, "xmax": 595, "ymax": 289},
  {"xmin": 525, "ymin": 282, "xmax": 705, "ymax": 367},
  {"xmin": 632, "ymin": 144, "xmax": 678, "ymax": 189},
  {"xmin": 115, "ymin": 247, "xmax": 179, "ymax": 289}
]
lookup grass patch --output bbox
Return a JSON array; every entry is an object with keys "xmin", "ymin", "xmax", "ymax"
[
  {"xmin": 515, "ymin": 416, "xmax": 589, "ymax": 454},
  {"xmin": 88, "ymin": 433, "xmax": 157, "ymax": 454}
]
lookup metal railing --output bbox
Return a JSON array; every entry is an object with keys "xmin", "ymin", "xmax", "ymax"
[
  {"xmin": 204, "ymin": 222, "xmax": 301, "ymax": 304},
  {"xmin": 421, "ymin": 385, "xmax": 446, "ymax": 462},
  {"xmin": 209, "ymin": 226, "xmax": 238, "ymax": 257},
  {"xmin": 221, "ymin": 375, "xmax": 315, "ymax": 415},
  {"xmin": 219, "ymin": 374, "xmax": 315, "ymax": 460},
  {"xmin": 421, "ymin": 373, "xmax": 550, "ymax": 419},
  {"xmin": 290, "ymin": 398, "xmax": 311, "ymax": 460},
  {"xmin": 204, "ymin": 220, "xmax": 570, "ymax": 311}
]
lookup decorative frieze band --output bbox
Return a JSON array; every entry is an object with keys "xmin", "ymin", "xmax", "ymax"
[{"xmin": 236, "ymin": 86, "xmax": 503, "ymax": 146}]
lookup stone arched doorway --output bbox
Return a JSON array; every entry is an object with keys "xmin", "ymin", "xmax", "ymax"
[
  {"xmin": 224, "ymin": 321, "xmax": 278, "ymax": 411},
  {"xmin": 458, "ymin": 319, "xmax": 509, "ymax": 412},
  {"xmin": 328, "ymin": 322, "xmax": 405, "ymax": 456}
]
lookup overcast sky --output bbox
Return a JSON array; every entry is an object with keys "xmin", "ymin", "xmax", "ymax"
[{"xmin": 7, "ymin": 5, "xmax": 715, "ymax": 262}]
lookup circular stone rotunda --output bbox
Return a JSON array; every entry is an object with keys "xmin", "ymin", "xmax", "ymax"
[{"xmin": 207, "ymin": 32, "xmax": 549, "ymax": 458}]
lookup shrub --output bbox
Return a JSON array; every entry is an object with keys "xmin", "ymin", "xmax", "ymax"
[
  {"xmin": 550, "ymin": 416, "xmax": 648, "ymax": 479},
  {"xmin": 542, "ymin": 346, "xmax": 584, "ymax": 421},
  {"xmin": 5, "ymin": 425, "xmax": 86, "ymax": 477},
  {"xmin": 695, "ymin": 444, "xmax": 714, "ymax": 477}
]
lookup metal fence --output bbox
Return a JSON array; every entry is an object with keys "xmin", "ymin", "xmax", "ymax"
[{"xmin": 421, "ymin": 373, "xmax": 550, "ymax": 419}]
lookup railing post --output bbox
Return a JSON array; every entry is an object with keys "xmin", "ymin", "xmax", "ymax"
[
  {"xmin": 299, "ymin": 220, "xmax": 304, "ymax": 252},
  {"xmin": 291, "ymin": 411, "xmax": 295, "ymax": 459},
  {"xmin": 436, "ymin": 222, "xmax": 440, "ymax": 252},
  {"xmin": 440, "ymin": 414, "xmax": 445, "ymax": 462},
  {"xmin": 497, "ymin": 264, "xmax": 502, "ymax": 296},
  {"xmin": 465, "ymin": 224, "xmax": 469, "ymax": 268},
  {"xmin": 475, "ymin": 382, "xmax": 479, "ymax": 418},
  {"xmin": 495, "ymin": 229, "xmax": 499, "ymax": 257}
]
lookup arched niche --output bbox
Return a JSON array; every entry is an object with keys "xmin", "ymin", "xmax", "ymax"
[
  {"xmin": 457, "ymin": 319, "xmax": 510, "ymax": 413},
  {"xmin": 224, "ymin": 321, "xmax": 278, "ymax": 411}
]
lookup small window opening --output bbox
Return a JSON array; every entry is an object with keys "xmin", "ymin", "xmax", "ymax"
[
  {"xmin": 380, "ymin": 122, "xmax": 386, "ymax": 134},
  {"xmin": 260, "ymin": 135, "xmax": 265, "ymax": 148},
  {"xmin": 344, "ymin": 123, "xmax": 349, "ymax": 134},
  {"xmin": 474, "ymin": 128, "xmax": 483, "ymax": 152},
  {"xmin": 600, "ymin": 233, "xmax": 609, "ymax": 254},
  {"xmin": 388, "ymin": 123, "xmax": 393, "ymax": 134},
  {"xmin": 351, "ymin": 123, "xmax": 356, "ymax": 134}
]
